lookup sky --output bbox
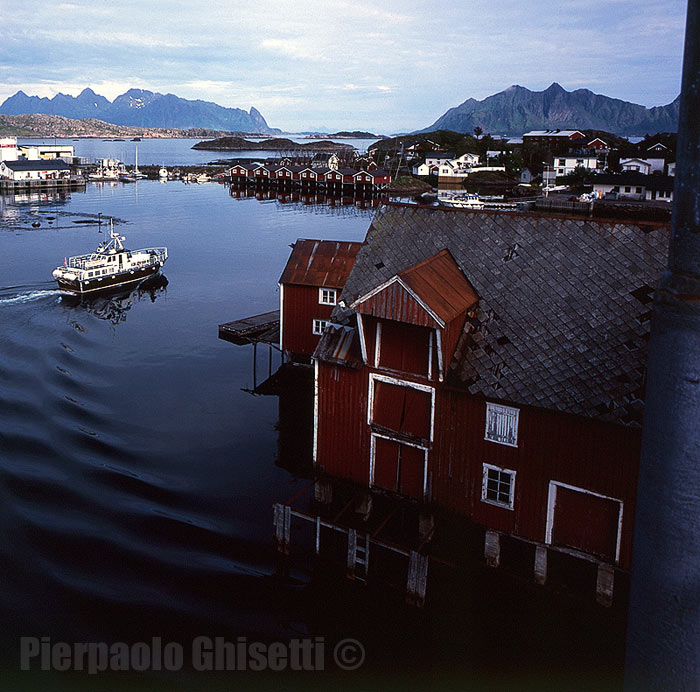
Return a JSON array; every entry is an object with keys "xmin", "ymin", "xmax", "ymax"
[{"xmin": 0, "ymin": 0, "xmax": 688, "ymax": 133}]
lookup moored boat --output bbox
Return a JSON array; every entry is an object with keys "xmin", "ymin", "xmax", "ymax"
[
  {"xmin": 438, "ymin": 193, "xmax": 484, "ymax": 210},
  {"xmin": 52, "ymin": 225, "xmax": 168, "ymax": 294}
]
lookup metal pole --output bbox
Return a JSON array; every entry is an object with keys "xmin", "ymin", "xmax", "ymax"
[{"xmin": 625, "ymin": 2, "xmax": 700, "ymax": 688}]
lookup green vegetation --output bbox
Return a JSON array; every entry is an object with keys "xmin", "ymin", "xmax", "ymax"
[{"xmin": 387, "ymin": 176, "xmax": 432, "ymax": 194}]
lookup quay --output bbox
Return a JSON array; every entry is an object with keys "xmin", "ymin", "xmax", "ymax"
[
  {"xmin": 274, "ymin": 475, "xmax": 628, "ymax": 610},
  {"xmin": 218, "ymin": 310, "xmax": 280, "ymax": 346},
  {"xmin": 0, "ymin": 176, "xmax": 86, "ymax": 194}
]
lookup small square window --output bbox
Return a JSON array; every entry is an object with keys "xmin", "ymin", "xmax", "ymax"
[
  {"xmin": 484, "ymin": 402, "xmax": 519, "ymax": 447},
  {"xmin": 313, "ymin": 319, "xmax": 329, "ymax": 335},
  {"xmin": 319, "ymin": 288, "xmax": 337, "ymax": 305},
  {"xmin": 482, "ymin": 464, "xmax": 515, "ymax": 509}
]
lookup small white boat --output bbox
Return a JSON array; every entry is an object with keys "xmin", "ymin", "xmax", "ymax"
[
  {"xmin": 158, "ymin": 166, "xmax": 168, "ymax": 179},
  {"xmin": 52, "ymin": 223, "xmax": 167, "ymax": 294},
  {"xmin": 439, "ymin": 193, "xmax": 484, "ymax": 210},
  {"xmin": 195, "ymin": 173, "xmax": 211, "ymax": 183}
]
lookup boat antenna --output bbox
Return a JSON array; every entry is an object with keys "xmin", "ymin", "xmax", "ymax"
[{"xmin": 98, "ymin": 212, "xmax": 102, "ymax": 233}]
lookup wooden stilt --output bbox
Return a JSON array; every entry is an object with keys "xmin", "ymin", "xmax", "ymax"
[
  {"xmin": 534, "ymin": 545, "xmax": 548, "ymax": 585},
  {"xmin": 485, "ymin": 530, "xmax": 501, "ymax": 568}
]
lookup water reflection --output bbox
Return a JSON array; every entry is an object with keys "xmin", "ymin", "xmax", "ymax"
[
  {"xmin": 58, "ymin": 273, "xmax": 168, "ymax": 324},
  {"xmin": 229, "ymin": 185, "xmax": 384, "ymax": 210}
]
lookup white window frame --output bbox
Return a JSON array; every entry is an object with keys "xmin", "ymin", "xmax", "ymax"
[
  {"xmin": 318, "ymin": 288, "xmax": 337, "ymax": 306},
  {"xmin": 312, "ymin": 319, "xmax": 329, "ymax": 335},
  {"xmin": 481, "ymin": 463, "xmax": 516, "ymax": 509},
  {"xmin": 369, "ymin": 431, "xmax": 429, "ymax": 499},
  {"xmin": 545, "ymin": 481, "xmax": 624, "ymax": 564},
  {"xmin": 367, "ymin": 372, "xmax": 435, "ymax": 443},
  {"xmin": 484, "ymin": 402, "xmax": 519, "ymax": 447}
]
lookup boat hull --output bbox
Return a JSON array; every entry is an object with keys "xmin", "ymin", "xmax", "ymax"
[{"xmin": 56, "ymin": 263, "xmax": 162, "ymax": 294}]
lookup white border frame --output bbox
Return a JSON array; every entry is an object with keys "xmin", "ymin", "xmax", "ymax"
[
  {"xmin": 318, "ymin": 287, "xmax": 337, "ymax": 306},
  {"xmin": 481, "ymin": 463, "xmax": 516, "ymax": 510},
  {"xmin": 484, "ymin": 402, "xmax": 519, "ymax": 448},
  {"xmin": 312, "ymin": 318, "xmax": 329, "ymax": 335},
  {"xmin": 367, "ymin": 372, "xmax": 435, "ymax": 443},
  {"xmin": 545, "ymin": 481, "xmax": 624, "ymax": 564},
  {"xmin": 369, "ymin": 431, "xmax": 429, "ymax": 500}
]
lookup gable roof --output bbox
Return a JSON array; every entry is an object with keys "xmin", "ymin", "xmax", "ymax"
[
  {"xmin": 335, "ymin": 204, "xmax": 669, "ymax": 426},
  {"xmin": 352, "ymin": 249, "xmax": 478, "ymax": 327},
  {"xmin": 279, "ymin": 238, "xmax": 363, "ymax": 288},
  {"xmin": 2, "ymin": 159, "xmax": 69, "ymax": 171}
]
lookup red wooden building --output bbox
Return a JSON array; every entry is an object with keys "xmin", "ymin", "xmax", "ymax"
[
  {"xmin": 278, "ymin": 239, "xmax": 363, "ymax": 359},
  {"xmin": 306, "ymin": 204, "xmax": 668, "ymax": 592}
]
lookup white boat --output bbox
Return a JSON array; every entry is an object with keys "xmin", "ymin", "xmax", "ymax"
[
  {"xmin": 439, "ymin": 193, "xmax": 484, "ymax": 210},
  {"xmin": 88, "ymin": 167, "xmax": 120, "ymax": 181},
  {"xmin": 195, "ymin": 173, "xmax": 211, "ymax": 183},
  {"xmin": 158, "ymin": 166, "xmax": 168, "ymax": 179},
  {"xmin": 52, "ymin": 224, "xmax": 168, "ymax": 294},
  {"xmin": 132, "ymin": 145, "xmax": 147, "ymax": 179}
]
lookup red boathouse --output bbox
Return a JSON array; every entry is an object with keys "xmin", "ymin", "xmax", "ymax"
[{"xmin": 302, "ymin": 203, "xmax": 667, "ymax": 597}]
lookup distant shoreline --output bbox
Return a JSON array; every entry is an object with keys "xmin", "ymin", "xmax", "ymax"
[{"xmin": 192, "ymin": 136, "xmax": 356, "ymax": 152}]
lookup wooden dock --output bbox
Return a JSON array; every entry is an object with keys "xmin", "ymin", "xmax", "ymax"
[
  {"xmin": 218, "ymin": 310, "xmax": 280, "ymax": 346},
  {"xmin": 0, "ymin": 177, "xmax": 86, "ymax": 194}
]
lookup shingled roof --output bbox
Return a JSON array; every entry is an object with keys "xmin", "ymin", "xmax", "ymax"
[{"xmin": 335, "ymin": 204, "xmax": 669, "ymax": 426}]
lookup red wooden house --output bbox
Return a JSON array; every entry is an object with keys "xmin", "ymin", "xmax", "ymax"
[
  {"xmin": 309, "ymin": 204, "xmax": 668, "ymax": 586},
  {"xmin": 278, "ymin": 239, "xmax": 363, "ymax": 359}
]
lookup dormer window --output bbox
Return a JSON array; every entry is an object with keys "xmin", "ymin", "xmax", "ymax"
[{"xmin": 319, "ymin": 288, "xmax": 337, "ymax": 305}]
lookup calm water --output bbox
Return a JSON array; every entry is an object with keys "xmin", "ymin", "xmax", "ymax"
[
  {"xmin": 19, "ymin": 137, "xmax": 382, "ymax": 167},
  {"xmin": 0, "ymin": 180, "xmax": 381, "ymax": 687},
  {"xmin": 0, "ymin": 179, "xmax": 627, "ymax": 690}
]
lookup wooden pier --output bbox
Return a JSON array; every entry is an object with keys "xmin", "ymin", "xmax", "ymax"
[
  {"xmin": 0, "ymin": 177, "xmax": 86, "ymax": 194},
  {"xmin": 274, "ymin": 476, "xmax": 629, "ymax": 609},
  {"xmin": 218, "ymin": 310, "xmax": 280, "ymax": 346}
]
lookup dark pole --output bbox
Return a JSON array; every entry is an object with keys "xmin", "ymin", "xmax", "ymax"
[{"xmin": 625, "ymin": 2, "xmax": 700, "ymax": 689}]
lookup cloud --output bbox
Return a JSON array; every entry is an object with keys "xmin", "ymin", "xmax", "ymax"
[{"xmin": 0, "ymin": 0, "xmax": 688, "ymax": 132}]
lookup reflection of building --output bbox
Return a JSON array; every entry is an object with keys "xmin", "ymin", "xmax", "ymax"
[{"xmin": 272, "ymin": 204, "xmax": 667, "ymax": 606}]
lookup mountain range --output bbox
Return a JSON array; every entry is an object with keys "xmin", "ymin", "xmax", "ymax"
[
  {"xmin": 423, "ymin": 83, "xmax": 681, "ymax": 136},
  {"xmin": 0, "ymin": 88, "xmax": 279, "ymax": 133}
]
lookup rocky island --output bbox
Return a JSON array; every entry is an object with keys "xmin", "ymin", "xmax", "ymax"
[{"xmin": 191, "ymin": 136, "xmax": 355, "ymax": 152}]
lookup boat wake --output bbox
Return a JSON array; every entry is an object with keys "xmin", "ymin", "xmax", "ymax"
[{"xmin": 0, "ymin": 286, "xmax": 67, "ymax": 305}]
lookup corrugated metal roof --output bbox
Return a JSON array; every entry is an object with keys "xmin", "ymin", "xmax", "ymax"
[
  {"xmin": 399, "ymin": 250, "xmax": 478, "ymax": 324},
  {"xmin": 353, "ymin": 250, "xmax": 478, "ymax": 327},
  {"xmin": 336, "ymin": 203, "xmax": 670, "ymax": 427},
  {"xmin": 279, "ymin": 238, "xmax": 363, "ymax": 288}
]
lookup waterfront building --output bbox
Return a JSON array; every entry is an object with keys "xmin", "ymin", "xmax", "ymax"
[
  {"xmin": 279, "ymin": 239, "xmax": 362, "ymax": 359},
  {"xmin": 293, "ymin": 203, "xmax": 667, "ymax": 603}
]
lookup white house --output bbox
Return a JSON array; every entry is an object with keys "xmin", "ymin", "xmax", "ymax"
[
  {"xmin": 0, "ymin": 159, "xmax": 70, "ymax": 181},
  {"xmin": 620, "ymin": 158, "xmax": 653, "ymax": 175},
  {"xmin": 592, "ymin": 174, "xmax": 647, "ymax": 200},
  {"xmin": 412, "ymin": 162, "xmax": 437, "ymax": 176},
  {"xmin": 552, "ymin": 154, "xmax": 600, "ymax": 176},
  {"xmin": 425, "ymin": 152, "xmax": 455, "ymax": 167},
  {"xmin": 18, "ymin": 144, "xmax": 74, "ymax": 161},
  {"xmin": 453, "ymin": 152, "xmax": 480, "ymax": 166},
  {"xmin": 620, "ymin": 157, "xmax": 666, "ymax": 175},
  {"xmin": 0, "ymin": 137, "xmax": 18, "ymax": 162}
]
